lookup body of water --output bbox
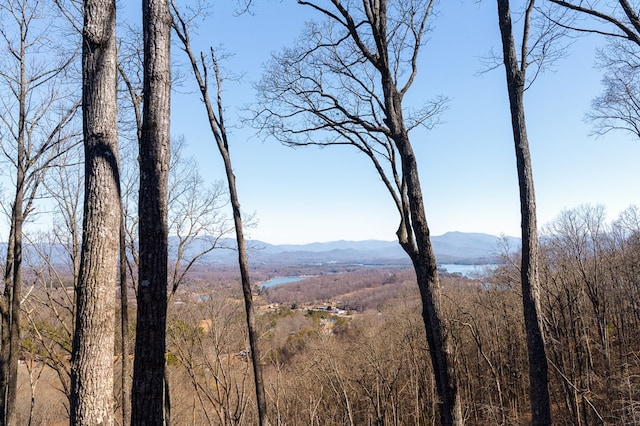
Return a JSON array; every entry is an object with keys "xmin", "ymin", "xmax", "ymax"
[
  {"xmin": 260, "ymin": 276, "xmax": 308, "ymax": 288},
  {"xmin": 259, "ymin": 265, "xmax": 497, "ymax": 289},
  {"xmin": 439, "ymin": 264, "xmax": 498, "ymax": 277}
]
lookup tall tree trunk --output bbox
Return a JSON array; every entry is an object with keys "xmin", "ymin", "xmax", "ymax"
[
  {"xmin": 1, "ymin": 22, "xmax": 28, "ymax": 425},
  {"xmin": 0, "ymin": 255, "xmax": 11, "ymax": 426},
  {"xmin": 221, "ymin": 147, "xmax": 269, "ymax": 426},
  {"xmin": 497, "ymin": 1, "xmax": 551, "ymax": 424},
  {"xmin": 70, "ymin": 0, "xmax": 119, "ymax": 424},
  {"xmin": 170, "ymin": 10, "xmax": 268, "ymax": 421},
  {"xmin": 395, "ymin": 133, "xmax": 462, "ymax": 426},
  {"xmin": 132, "ymin": 0, "xmax": 171, "ymax": 423},
  {"xmin": 4, "ymin": 196, "xmax": 23, "ymax": 426},
  {"xmin": 383, "ymin": 64, "xmax": 461, "ymax": 424},
  {"xmin": 0, "ymin": 197, "xmax": 23, "ymax": 426}
]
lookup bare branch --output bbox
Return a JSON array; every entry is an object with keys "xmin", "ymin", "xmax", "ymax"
[{"xmin": 549, "ymin": 0, "xmax": 640, "ymax": 45}]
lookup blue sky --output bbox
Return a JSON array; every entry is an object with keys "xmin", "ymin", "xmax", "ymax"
[{"xmin": 132, "ymin": 1, "xmax": 639, "ymax": 244}]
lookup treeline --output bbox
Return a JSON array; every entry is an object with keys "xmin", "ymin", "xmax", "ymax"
[
  {"xmin": 173, "ymin": 204, "xmax": 640, "ymax": 425},
  {"xmin": 448, "ymin": 204, "xmax": 640, "ymax": 424},
  {"xmin": 142, "ymin": 203, "xmax": 640, "ymax": 425}
]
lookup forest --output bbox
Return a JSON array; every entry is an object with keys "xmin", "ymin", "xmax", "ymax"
[
  {"xmin": 1, "ymin": 1, "xmax": 639, "ymax": 425},
  {"xmin": 10, "ymin": 206, "xmax": 640, "ymax": 424}
]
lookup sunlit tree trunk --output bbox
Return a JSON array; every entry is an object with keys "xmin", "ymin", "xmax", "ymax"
[
  {"xmin": 496, "ymin": 1, "xmax": 551, "ymax": 424},
  {"xmin": 70, "ymin": 0, "xmax": 119, "ymax": 424}
]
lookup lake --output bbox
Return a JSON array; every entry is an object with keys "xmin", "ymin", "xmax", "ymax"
[
  {"xmin": 439, "ymin": 264, "xmax": 498, "ymax": 277},
  {"xmin": 259, "ymin": 276, "xmax": 308, "ymax": 288},
  {"xmin": 260, "ymin": 265, "xmax": 498, "ymax": 289},
  {"xmin": 259, "ymin": 265, "xmax": 497, "ymax": 289}
]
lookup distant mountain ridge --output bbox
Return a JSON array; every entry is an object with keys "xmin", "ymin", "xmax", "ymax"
[
  {"xmin": 202, "ymin": 231, "xmax": 520, "ymax": 265},
  {"xmin": 0, "ymin": 231, "xmax": 520, "ymax": 267}
]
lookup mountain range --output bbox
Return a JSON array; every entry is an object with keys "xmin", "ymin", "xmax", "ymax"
[
  {"xmin": 0, "ymin": 232, "xmax": 520, "ymax": 267},
  {"xmin": 189, "ymin": 231, "xmax": 520, "ymax": 266}
]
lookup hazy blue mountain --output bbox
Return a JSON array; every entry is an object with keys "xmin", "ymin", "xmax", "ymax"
[
  {"xmin": 274, "ymin": 240, "xmax": 398, "ymax": 253},
  {"xmin": 431, "ymin": 232, "xmax": 517, "ymax": 262},
  {"xmin": 4, "ymin": 232, "xmax": 520, "ymax": 268},
  {"xmin": 184, "ymin": 232, "xmax": 520, "ymax": 265}
]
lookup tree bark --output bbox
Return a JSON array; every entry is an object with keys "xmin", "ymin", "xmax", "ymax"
[
  {"xmin": 221, "ymin": 143, "xmax": 269, "ymax": 426},
  {"xmin": 394, "ymin": 131, "xmax": 462, "ymax": 426},
  {"xmin": 70, "ymin": 0, "xmax": 119, "ymax": 424},
  {"xmin": 382, "ymin": 61, "xmax": 461, "ymax": 424},
  {"xmin": 132, "ymin": 0, "xmax": 171, "ymax": 424},
  {"xmin": 0, "ymin": 194, "xmax": 22, "ymax": 426},
  {"xmin": 497, "ymin": 1, "xmax": 551, "ymax": 424}
]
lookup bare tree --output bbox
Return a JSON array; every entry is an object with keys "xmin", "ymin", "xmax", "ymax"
[
  {"xmin": 19, "ymin": 145, "xmax": 84, "ymax": 411},
  {"xmin": 166, "ymin": 142, "xmax": 232, "ymax": 298},
  {"xmin": 171, "ymin": 4, "xmax": 269, "ymax": 424},
  {"xmin": 118, "ymin": 222, "xmax": 130, "ymax": 426},
  {"xmin": 115, "ymin": 30, "xmax": 143, "ymax": 426},
  {"xmin": 69, "ymin": 0, "xmax": 119, "ymax": 423},
  {"xmin": 167, "ymin": 298, "xmax": 253, "ymax": 425},
  {"xmin": 0, "ymin": 1, "xmax": 79, "ymax": 423},
  {"xmin": 117, "ymin": 25, "xmax": 233, "ymax": 419},
  {"xmin": 131, "ymin": 0, "xmax": 172, "ymax": 424},
  {"xmin": 253, "ymin": 1, "xmax": 461, "ymax": 424},
  {"xmin": 539, "ymin": 206, "xmax": 604, "ymax": 423},
  {"xmin": 495, "ymin": 1, "xmax": 554, "ymax": 424},
  {"xmin": 548, "ymin": 0, "xmax": 640, "ymax": 138},
  {"xmin": 113, "ymin": 41, "xmax": 145, "ymax": 426},
  {"xmin": 589, "ymin": 37, "xmax": 640, "ymax": 138}
]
